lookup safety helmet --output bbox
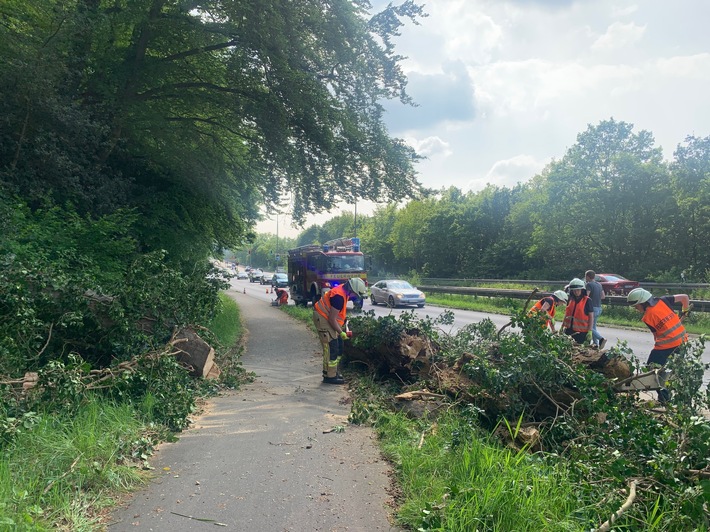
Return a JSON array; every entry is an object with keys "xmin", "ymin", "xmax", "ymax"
[
  {"xmin": 627, "ymin": 287, "xmax": 652, "ymax": 306},
  {"xmin": 553, "ymin": 290, "xmax": 568, "ymax": 303},
  {"xmin": 347, "ymin": 277, "xmax": 367, "ymax": 298},
  {"xmin": 567, "ymin": 278, "xmax": 585, "ymax": 290}
]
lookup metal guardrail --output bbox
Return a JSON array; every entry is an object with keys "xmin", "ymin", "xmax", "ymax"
[
  {"xmin": 418, "ymin": 285, "xmax": 710, "ymax": 313},
  {"xmin": 421, "ymin": 278, "xmax": 709, "ymax": 291}
]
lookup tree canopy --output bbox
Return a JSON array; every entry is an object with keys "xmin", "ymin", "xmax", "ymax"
[{"xmin": 1, "ymin": 0, "xmax": 424, "ymax": 260}]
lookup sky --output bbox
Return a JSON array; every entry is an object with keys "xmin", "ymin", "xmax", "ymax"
[{"xmin": 258, "ymin": 0, "xmax": 710, "ymax": 238}]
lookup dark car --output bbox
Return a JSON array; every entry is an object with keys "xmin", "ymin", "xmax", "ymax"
[
  {"xmin": 248, "ymin": 268, "xmax": 264, "ymax": 283},
  {"xmin": 595, "ymin": 273, "xmax": 640, "ymax": 295},
  {"xmin": 271, "ymin": 273, "xmax": 288, "ymax": 288},
  {"xmin": 369, "ymin": 279, "xmax": 425, "ymax": 308}
]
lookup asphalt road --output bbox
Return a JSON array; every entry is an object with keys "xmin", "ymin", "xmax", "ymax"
[{"xmin": 109, "ymin": 284, "xmax": 401, "ymax": 531}]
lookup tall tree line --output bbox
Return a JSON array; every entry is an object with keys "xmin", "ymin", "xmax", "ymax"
[{"xmin": 296, "ymin": 120, "xmax": 710, "ymax": 283}]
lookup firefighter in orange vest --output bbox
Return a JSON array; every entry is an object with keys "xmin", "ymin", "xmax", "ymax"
[
  {"xmin": 313, "ymin": 278, "xmax": 368, "ymax": 384},
  {"xmin": 627, "ymin": 288, "xmax": 690, "ymax": 403},
  {"xmin": 562, "ymin": 278, "xmax": 594, "ymax": 344},
  {"xmin": 529, "ymin": 290, "xmax": 568, "ymax": 332},
  {"xmin": 275, "ymin": 287, "xmax": 289, "ymax": 306}
]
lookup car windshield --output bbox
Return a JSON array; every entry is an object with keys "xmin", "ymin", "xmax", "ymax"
[
  {"xmin": 275, "ymin": 274, "xmax": 287, "ymax": 280},
  {"xmin": 327, "ymin": 255, "xmax": 365, "ymax": 272},
  {"xmin": 389, "ymin": 281, "xmax": 413, "ymax": 290}
]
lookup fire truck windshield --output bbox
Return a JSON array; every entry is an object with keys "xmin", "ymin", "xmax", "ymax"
[{"xmin": 328, "ymin": 255, "xmax": 365, "ymax": 272}]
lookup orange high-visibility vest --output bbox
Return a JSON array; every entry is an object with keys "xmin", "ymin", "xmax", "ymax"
[
  {"xmin": 563, "ymin": 296, "xmax": 591, "ymax": 332},
  {"xmin": 529, "ymin": 297, "xmax": 555, "ymax": 327},
  {"xmin": 314, "ymin": 284, "xmax": 348, "ymax": 326},
  {"xmin": 643, "ymin": 299, "xmax": 688, "ymax": 350}
]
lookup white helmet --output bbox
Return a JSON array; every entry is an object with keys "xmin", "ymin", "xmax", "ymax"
[
  {"xmin": 347, "ymin": 277, "xmax": 367, "ymax": 298},
  {"xmin": 627, "ymin": 287, "xmax": 652, "ymax": 306},
  {"xmin": 553, "ymin": 290, "xmax": 568, "ymax": 303},
  {"xmin": 567, "ymin": 278, "xmax": 585, "ymax": 290}
]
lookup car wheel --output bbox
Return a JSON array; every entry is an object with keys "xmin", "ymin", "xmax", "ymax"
[
  {"xmin": 387, "ymin": 295, "xmax": 396, "ymax": 308},
  {"xmin": 370, "ymin": 294, "xmax": 377, "ymax": 305}
]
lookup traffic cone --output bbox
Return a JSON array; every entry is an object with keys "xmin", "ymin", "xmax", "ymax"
[
  {"xmin": 243, "ymin": 288, "xmax": 246, "ymax": 294},
  {"xmin": 266, "ymin": 288, "xmax": 269, "ymax": 294}
]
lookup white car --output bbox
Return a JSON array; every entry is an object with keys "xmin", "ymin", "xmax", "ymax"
[
  {"xmin": 369, "ymin": 279, "xmax": 426, "ymax": 308},
  {"xmin": 236, "ymin": 271, "xmax": 248, "ymax": 280}
]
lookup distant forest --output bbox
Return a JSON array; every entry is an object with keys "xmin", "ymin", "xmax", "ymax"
[{"xmin": 245, "ymin": 119, "xmax": 709, "ymax": 284}]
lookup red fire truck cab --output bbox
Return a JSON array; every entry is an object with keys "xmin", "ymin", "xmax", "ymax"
[{"xmin": 287, "ymin": 237, "xmax": 368, "ymax": 309}]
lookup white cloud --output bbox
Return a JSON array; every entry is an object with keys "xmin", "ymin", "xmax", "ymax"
[
  {"xmin": 655, "ymin": 53, "xmax": 710, "ymax": 79},
  {"xmin": 485, "ymin": 154, "xmax": 546, "ymax": 186},
  {"xmin": 406, "ymin": 136, "xmax": 453, "ymax": 158},
  {"xmin": 471, "ymin": 59, "xmax": 641, "ymax": 117},
  {"xmin": 591, "ymin": 21, "xmax": 646, "ymax": 51},
  {"xmin": 463, "ymin": 154, "xmax": 546, "ymax": 191},
  {"xmin": 611, "ymin": 4, "xmax": 639, "ymax": 18}
]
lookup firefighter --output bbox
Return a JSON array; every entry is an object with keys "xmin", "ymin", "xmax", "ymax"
[
  {"xmin": 627, "ymin": 287, "xmax": 690, "ymax": 403},
  {"xmin": 275, "ymin": 287, "xmax": 289, "ymax": 306},
  {"xmin": 312, "ymin": 278, "xmax": 368, "ymax": 384},
  {"xmin": 562, "ymin": 278, "xmax": 593, "ymax": 344},
  {"xmin": 528, "ymin": 290, "xmax": 568, "ymax": 332}
]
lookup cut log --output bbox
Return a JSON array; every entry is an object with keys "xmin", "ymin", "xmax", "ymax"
[{"xmin": 171, "ymin": 328, "xmax": 215, "ymax": 378}]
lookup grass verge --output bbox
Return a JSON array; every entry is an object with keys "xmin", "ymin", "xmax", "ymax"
[
  {"xmin": 0, "ymin": 399, "xmax": 149, "ymax": 531},
  {"xmin": 369, "ymin": 407, "xmax": 585, "ymax": 531}
]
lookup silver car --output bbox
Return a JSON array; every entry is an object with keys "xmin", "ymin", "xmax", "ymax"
[{"xmin": 369, "ymin": 279, "xmax": 425, "ymax": 308}]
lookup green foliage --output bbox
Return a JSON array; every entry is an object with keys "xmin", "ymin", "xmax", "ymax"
[
  {"xmin": 344, "ymin": 310, "xmax": 710, "ymax": 529},
  {"xmin": 107, "ymin": 354, "xmax": 197, "ymax": 432},
  {"xmin": 348, "ymin": 309, "xmax": 453, "ymax": 359}
]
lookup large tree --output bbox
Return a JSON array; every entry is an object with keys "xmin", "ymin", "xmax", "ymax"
[
  {"xmin": 670, "ymin": 135, "xmax": 710, "ymax": 280},
  {"xmin": 0, "ymin": 0, "xmax": 424, "ymax": 260},
  {"xmin": 530, "ymin": 119, "xmax": 672, "ymax": 278}
]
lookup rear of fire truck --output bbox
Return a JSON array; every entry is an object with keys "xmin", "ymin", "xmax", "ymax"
[{"xmin": 287, "ymin": 237, "xmax": 368, "ymax": 308}]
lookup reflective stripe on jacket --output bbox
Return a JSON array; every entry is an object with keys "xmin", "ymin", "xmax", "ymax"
[
  {"xmin": 529, "ymin": 297, "xmax": 555, "ymax": 326},
  {"xmin": 314, "ymin": 284, "xmax": 348, "ymax": 326},
  {"xmin": 643, "ymin": 299, "xmax": 688, "ymax": 350},
  {"xmin": 563, "ymin": 296, "xmax": 591, "ymax": 332}
]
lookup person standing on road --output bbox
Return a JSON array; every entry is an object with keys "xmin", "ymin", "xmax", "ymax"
[
  {"xmin": 627, "ymin": 288, "xmax": 690, "ymax": 403},
  {"xmin": 585, "ymin": 270, "xmax": 607, "ymax": 349},
  {"xmin": 313, "ymin": 278, "xmax": 368, "ymax": 385},
  {"xmin": 528, "ymin": 290, "xmax": 568, "ymax": 332},
  {"xmin": 562, "ymin": 278, "xmax": 594, "ymax": 344}
]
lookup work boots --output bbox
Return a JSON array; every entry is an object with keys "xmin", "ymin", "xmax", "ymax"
[{"xmin": 323, "ymin": 375, "xmax": 345, "ymax": 385}]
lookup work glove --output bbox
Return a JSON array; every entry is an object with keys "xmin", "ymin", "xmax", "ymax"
[
  {"xmin": 340, "ymin": 331, "xmax": 349, "ymax": 340},
  {"xmin": 585, "ymin": 331, "xmax": 592, "ymax": 343}
]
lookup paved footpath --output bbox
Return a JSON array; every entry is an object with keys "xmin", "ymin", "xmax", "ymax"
[{"xmin": 110, "ymin": 287, "xmax": 401, "ymax": 531}]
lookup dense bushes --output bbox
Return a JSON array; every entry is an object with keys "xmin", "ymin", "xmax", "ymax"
[{"xmin": 0, "ymin": 194, "xmax": 230, "ymax": 377}]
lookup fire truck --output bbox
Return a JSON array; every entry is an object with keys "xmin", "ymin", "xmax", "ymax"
[{"xmin": 287, "ymin": 237, "xmax": 368, "ymax": 308}]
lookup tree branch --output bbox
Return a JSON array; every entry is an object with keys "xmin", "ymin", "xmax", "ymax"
[
  {"xmin": 160, "ymin": 39, "xmax": 239, "ymax": 62},
  {"xmin": 135, "ymin": 82, "xmax": 254, "ymax": 101},
  {"xmin": 595, "ymin": 480, "xmax": 638, "ymax": 532}
]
